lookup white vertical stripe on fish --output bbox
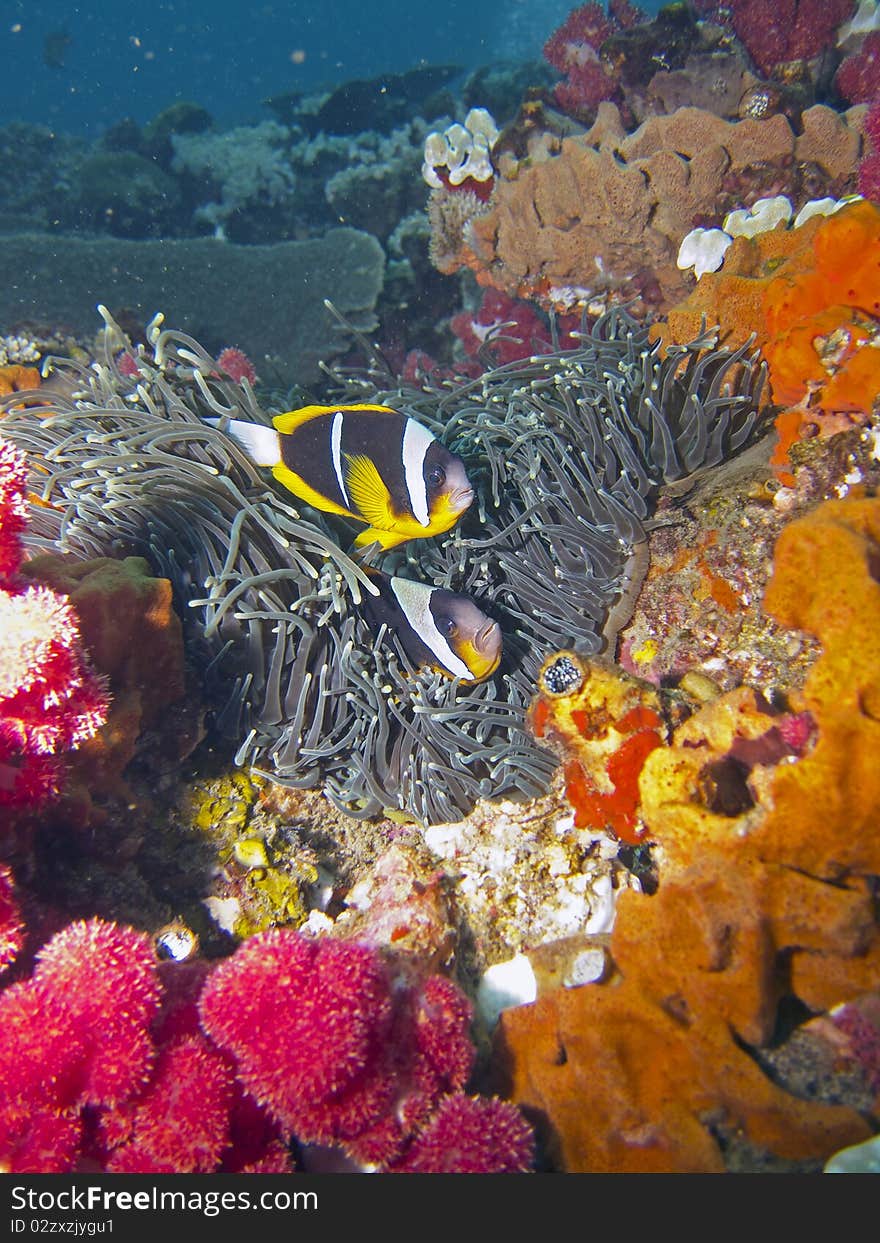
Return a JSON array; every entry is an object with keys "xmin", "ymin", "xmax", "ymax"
[
  {"xmin": 331, "ymin": 411, "xmax": 347, "ymax": 504},
  {"xmin": 401, "ymin": 419, "xmax": 433, "ymax": 527},
  {"xmin": 390, "ymin": 576, "xmax": 471, "ymax": 680}
]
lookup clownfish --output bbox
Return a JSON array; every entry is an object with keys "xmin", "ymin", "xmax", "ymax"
[
  {"xmin": 361, "ymin": 570, "xmax": 502, "ymax": 683},
  {"xmin": 207, "ymin": 403, "xmax": 474, "ymax": 551}
]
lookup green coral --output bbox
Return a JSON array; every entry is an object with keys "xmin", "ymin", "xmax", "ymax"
[{"xmin": 184, "ymin": 768, "xmax": 319, "ymax": 937}]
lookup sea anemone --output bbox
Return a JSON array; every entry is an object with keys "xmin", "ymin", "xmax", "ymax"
[{"xmin": 0, "ymin": 308, "xmax": 764, "ymax": 824}]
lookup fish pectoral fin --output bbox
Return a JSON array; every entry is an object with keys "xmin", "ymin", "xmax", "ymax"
[
  {"xmin": 344, "ymin": 454, "xmax": 397, "ymax": 531},
  {"xmin": 353, "ymin": 526, "xmax": 407, "ymax": 551}
]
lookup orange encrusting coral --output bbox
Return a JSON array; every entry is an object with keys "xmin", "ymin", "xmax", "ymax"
[
  {"xmin": 0, "ymin": 366, "xmax": 40, "ymax": 397},
  {"xmin": 530, "ymin": 655, "xmax": 674, "ymax": 846},
  {"xmin": 495, "ymin": 496, "xmax": 880, "ymax": 1172},
  {"xmin": 657, "ymin": 199, "xmax": 880, "ymax": 486},
  {"xmin": 761, "ymin": 200, "xmax": 880, "ymax": 412}
]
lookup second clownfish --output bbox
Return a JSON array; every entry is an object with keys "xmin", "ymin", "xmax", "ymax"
[{"xmin": 361, "ymin": 570, "xmax": 502, "ymax": 683}]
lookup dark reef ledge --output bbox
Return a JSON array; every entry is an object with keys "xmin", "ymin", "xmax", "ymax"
[{"xmin": 0, "ymin": 228, "xmax": 385, "ymax": 385}]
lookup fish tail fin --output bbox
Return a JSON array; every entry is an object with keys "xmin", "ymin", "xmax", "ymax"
[{"xmin": 207, "ymin": 417, "xmax": 280, "ymax": 467}]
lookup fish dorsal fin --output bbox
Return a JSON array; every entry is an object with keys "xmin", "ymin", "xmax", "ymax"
[
  {"xmin": 272, "ymin": 405, "xmax": 334, "ymax": 435},
  {"xmin": 344, "ymin": 453, "xmax": 396, "ymax": 531},
  {"xmin": 272, "ymin": 403, "xmax": 394, "ymax": 435}
]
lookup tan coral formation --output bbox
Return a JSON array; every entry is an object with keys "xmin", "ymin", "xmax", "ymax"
[
  {"xmin": 494, "ymin": 496, "xmax": 880, "ymax": 1172},
  {"xmin": 439, "ymin": 103, "xmax": 862, "ymax": 315},
  {"xmin": 21, "ymin": 553, "xmax": 188, "ymax": 815}
]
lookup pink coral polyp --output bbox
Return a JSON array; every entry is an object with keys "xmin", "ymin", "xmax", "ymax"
[
  {"xmin": 393, "ymin": 1094, "xmax": 535, "ymax": 1174},
  {"xmin": 198, "ymin": 929, "xmax": 394, "ymax": 1126}
]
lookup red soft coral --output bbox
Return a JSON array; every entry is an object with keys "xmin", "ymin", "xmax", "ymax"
[
  {"xmin": 858, "ymin": 98, "xmax": 880, "ymax": 201},
  {"xmin": 105, "ymin": 1037, "xmax": 232, "ymax": 1173},
  {"xmin": 543, "ymin": 2, "xmax": 624, "ymax": 116},
  {"xmin": 0, "ymin": 437, "xmax": 29, "ymax": 581},
  {"xmin": 33, "ymin": 919, "xmax": 161, "ymax": 1105},
  {"xmin": 215, "ymin": 347, "xmax": 258, "ymax": 386},
  {"xmin": 0, "ymin": 437, "xmax": 109, "ymax": 817},
  {"xmin": 392, "ymin": 1094, "xmax": 535, "ymax": 1173},
  {"xmin": 836, "ymin": 31, "xmax": 880, "ymax": 103},
  {"xmin": 0, "ymin": 864, "xmax": 23, "ymax": 974},
  {"xmin": 544, "ymin": 3, "xmax": 613, "ymax": 71},
  {"xmin": 732, "ymin": 0, "xmax": 855, "ymax": 77},
  {"xmin": 198, "ymin": 929, "xmax": 396, "ymax": 1139}
]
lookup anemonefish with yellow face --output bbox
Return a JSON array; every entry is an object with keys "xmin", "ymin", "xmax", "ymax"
[
  {"xmin": 361, "ymin": 570, "xmax": 502, "ymax": 683},
  {"xmin": 207, "ymin": 403, "xmax": 474, "ymax": 551}
]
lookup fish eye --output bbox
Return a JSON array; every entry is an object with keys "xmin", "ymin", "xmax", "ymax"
[
  {"xmin": 427, "ymin": 465, "xmax": 445, "ymax": 488},
  {"xmin": 438, "ymin": 616, "xmax": 457, "ymax": 638}
]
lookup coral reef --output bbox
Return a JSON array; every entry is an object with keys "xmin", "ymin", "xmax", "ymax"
[
  {"xmin": 494, "ymin": 495, "xmax": 880, "ymax": 1172},
  {"xmin": 422, "ymin": 109, "xmax": 499, "ymax": 197},
  {"xmin": 659, "ymin": 198, "xmax": 880, "ymax": 483},
  {"xmin": 18, "ymin": 555, "xmax": 186, "ymax": 814},
  {"xmin": 433, "ymin": 102, "xmax": 862, "ymax": 315},
  {"xmin": 542, "ymin": 2, "xmax": 621, "ymax": 119},
  {"xmin": 530, "ymin": 653, "xmax": 686, "ymax": 846},
  {"xmin": 1, "ymin": 308, "xmax": 763, "ymax": 824},
  {"xmin": 836, "ymin": 30, "xmax": 880, "ymax": 101},
  {"xmin": 859, "ymin": 97, "xmax": 880, "ymax": 199},
  {"xmin": 0, "ymin": 229, "xmax": 384, "ymax": 387},
  {"xmin": 170, "ymin": 122, "xmax": 297, "ymax": 239},
  {"xmin": 0, "ymin": 365, "xmax": 40, "ymax": 397}
]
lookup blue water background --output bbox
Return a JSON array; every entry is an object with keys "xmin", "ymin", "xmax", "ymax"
[{"xmin": 5, "ymin": 0, "xmax": 665, "ymax": 136}]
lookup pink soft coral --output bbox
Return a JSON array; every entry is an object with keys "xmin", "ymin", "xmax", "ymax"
[
  {"xmin": 837, "ymin": 31, "xmax": 880, "ymax": 103},
  {"xmin": 0, "ymin": 437, "xmax": 109, "ymax": 816},
  {"xmin": 198, "ymin": 928, "xmax": 486, "ymax": 1166},
  {"xmin": 731, "ymin": 0, "xmax": 855, "ymax": 77},
  {"xmin": 543, "ymin": 2, "xmax": 621, "ymax": 115},
  {"xmin": 391, "ymin": 1093, "xmax": 535, "ymax": 1173}
]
